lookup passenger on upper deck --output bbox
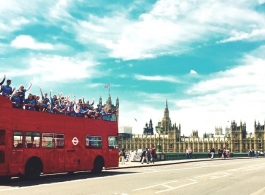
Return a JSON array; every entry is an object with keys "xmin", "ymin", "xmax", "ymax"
[
  {"xmin": 88, "ymin": 105, "xmax": 95, "ymax": 118},
  {"xmin": 83, "ymin": 99, "xmax": 94, "ymax": 110},
  {"xmin": 100, "ymin": 107, "xmax": 107, "ymax": 115},
  {"xmin": 94, "ymin": 104, "xmax": 102, "ymax": 115},
  {"xmin": 10, "ymin": 88, "xmax": 21, "ymax": 108},
  {"xmin": 50, "ymin": 90, "xmax": 57, "ymax": 109},
  {"xmin": 59, "ymin": 100, "xmax": 68, "ymax": 114},
  {"xmin": 39, "ymin": 86, "xmax": 50, "ymax": 108},
  {"xmin": 73, "ymin": 97, "xmax": 83, "ymax": 117},
  {"xmin": 17, "ymin": 83, "xmax": 32, "ymax": 108},
  {"xmin": 77, "ymin": 98, "xmax": 83, "ymax": 106},
  {"xmin": 79, "ymin": 103, "xmax": 89, "ymax": 118},
  {"xmin": 66, "ymin": 107, "xmax": 76, "ymax": 116},
  {"xmin": 24, "ymin": 93, "xmax": 36, "ymax": 111},
  {"xmin": 44, "ymin": 103, "xmax": 53, "ymax": 113},
  {"xmin": 36, "ymin": 100, "xmax": 45, "ymax": 112},
  {"xmin": 53, "ymin": 100, "xmax": 63, "ymax": 114},
  {"xmin": 0, "ymin": 78, "xmax": 14, "ymax": 97},
  {"xmin": 34, "ymin": 95, "xmax": 41, "ymax": 111}
]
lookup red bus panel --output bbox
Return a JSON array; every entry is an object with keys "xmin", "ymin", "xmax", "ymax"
[{"xmin": 0, "ymin": 96, "xmax": 119, "ymax": 178}]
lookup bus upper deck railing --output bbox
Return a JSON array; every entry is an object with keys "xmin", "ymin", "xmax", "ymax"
[{"xmin": 0, "ymin": 96, "xmax": 117, "ymax": 122}]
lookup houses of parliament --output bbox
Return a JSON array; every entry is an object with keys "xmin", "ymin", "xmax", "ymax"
[{"xmin": 119, "ymin": 101, "xmax": 265, "ymax": 153}]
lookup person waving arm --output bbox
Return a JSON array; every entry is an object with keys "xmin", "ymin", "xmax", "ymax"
[{"xmin": 0, "ymin": 74, "xmax": 6, "ymax": 85}]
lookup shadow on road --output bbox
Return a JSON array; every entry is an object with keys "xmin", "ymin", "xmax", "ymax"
[{"xmin": 0, "ymin": 170, "xmax": 137, "ymax": 187}]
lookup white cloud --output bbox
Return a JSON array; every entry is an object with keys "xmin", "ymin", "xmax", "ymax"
[
  {"xmin": 0, "ymin": 1, "xmax": 49, "ymax": 37},
  {"xmin": 187, "ymin": 58, "xmax": 265, "ymax": 95},
  {"xmin": 217, "ymin": 29, "xmax": 265, "ymax": 43},
  {"xmin": 2, "ymin": 0, "xmax": 264, "ymax": 60},
  {"xmin": 0, "ymin": 0, "xmax": 75, "ymax": 39},
  {"xmin": 10, "ymin": 35, "xmax": 70, "ymax": 51},
  {"xmin": 49, "ymin": 0, "xmax": 73, "ymax": 20},
  {"xmin": 88, "ymin": 83, "xmax": 102, "ymax": 88},
  {"xmin": 11, "ymin": 35, "xmax": 54, "ymax": 50},
  {"xmin": 134, "ymin": 74, "xmax": 180, "ymax": 83},
  {"xmin": 190, "ymin": 70, "xmax": 197, "ymax": 75},
  {"xmin": 10, "ymin": 17, "xmax": 30, "ymax": 26},
  {"xmin": 72, "ymin": 0, "xmax": 265, "ymax": 60},
  {"xmin": 0, "ymin": 54, "xmax": 99, "ymax": 84},
  {"xmin": 175, "ymin": 50, "xmax": 265, "ymax": 135}
]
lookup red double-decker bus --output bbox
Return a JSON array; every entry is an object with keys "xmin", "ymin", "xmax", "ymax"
[{"xmin": 0, "ymin": 96, "xmax": 119, "ymax": 180}]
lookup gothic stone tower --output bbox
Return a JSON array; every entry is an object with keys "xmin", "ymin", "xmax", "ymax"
[
  {"xmin": 215, "ymin": 127, "xmax": 223, "ymax": 135},
  {"xmin": 254, "ymin": 120, "xmax": 265, "ymax": 150},
  {"xmin": 143, "ymin": 119, "xmax": 154, "ymax": 135},
  {"xmin": 161, "ymin": 100, "xmax": 171, "ymax": 135},
  {"xmin": 100, "ymin": 94, "xmax": 119, "ymax": 122},
  {"xmin": 160, "ymin": 100, "xmax": 181, "ymax": 140},
  {"xmin": 229, "ymin": 120, "xmax": 246, "ymax": 152}
]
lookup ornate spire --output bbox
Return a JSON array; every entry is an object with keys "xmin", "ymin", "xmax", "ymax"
[
  {"xmin": 162, "ymin": 100, "xmax": 171, "ymax": 134},
  {"xmin": 164, "ymin": 100, "xmax": 169, "ymax": 118},
  {"xmin": 149, "ymin": 119, "xmax": 153, "ymax": 128},
  {"xmin": 99, "ymin": 95, "xmax": 102, "ymax": 106},
  {"xmin": 116, "ymin": 96, "xmax": 119, "ymax": 108}
]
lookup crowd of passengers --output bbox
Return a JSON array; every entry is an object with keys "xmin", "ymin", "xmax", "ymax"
[{"xmin": 0, "ymin": 74, "xmax": 117, "ymax": 118}]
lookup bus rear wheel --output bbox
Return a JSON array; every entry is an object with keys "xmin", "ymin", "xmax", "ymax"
[
  {"xmin": 25, "ymin": 159, "xmax": 42, "ymax": 180},
  {"xmin": 91, "ymin": 157, "xmax": 104, "ymax": 174}
]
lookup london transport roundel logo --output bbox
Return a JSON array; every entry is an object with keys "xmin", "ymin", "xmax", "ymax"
[{"xmin": 72, "ymin": 137, "xmax": 79, "ymax": 145}]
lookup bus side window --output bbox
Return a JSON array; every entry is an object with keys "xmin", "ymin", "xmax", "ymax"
[
  {"xmin": 85, "ymin": 136, "xmax": 102, "ymax": 149},
  {"xmin": 25, "ymin": 132, "xmax": 40, "ymax": 148},
  {"xmin": 42, "ymin": 133, "xmax": 54, "ymax": 148},
  {"xmin": 42, "ymin": 133, "xmax": 65, "ymax": 149},
  {"xmin": 13, "ymin": 132, "xmax": 23, "ymax": 148},
  {"xmin": 55, "ymin": 134, "xmax": 64, "ymax": 148},
  {"xmin": 108, "ymin": 136, "xmax": 118, "ymax": 149}
]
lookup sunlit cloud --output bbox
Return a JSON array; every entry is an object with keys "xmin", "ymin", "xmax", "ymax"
[
  {"xmin": 190, "ymin": 70, "xmax": 197, "ymax": 75},
  {"xmin": 11, "ymin": 35, "xmax": 54, "ymax": 50},
  {"xmin": 217, "ymin": 29, "xmax": 265, "ymax": 43},
  {"xmin": 72, "ymin": 0, "xmax": 265, "ymax": 60},
  {"xmin": 134, "ymin": 74, "xmax": 181, "ymax": 83}
]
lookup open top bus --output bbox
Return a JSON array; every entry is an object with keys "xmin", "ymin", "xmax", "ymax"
[{"xmin": 0, "ymin": 95, "xmax": 119, "ymax": 180}]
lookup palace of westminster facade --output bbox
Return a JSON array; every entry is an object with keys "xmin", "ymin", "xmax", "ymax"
[{"xmin": 119, "ymin": 101, "xmax": 265, "ymax": 153}]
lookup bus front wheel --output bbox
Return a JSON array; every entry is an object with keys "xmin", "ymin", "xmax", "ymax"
[{"xmin": 91, "ymin": 156, "xmax": 104, "ymax": 174}]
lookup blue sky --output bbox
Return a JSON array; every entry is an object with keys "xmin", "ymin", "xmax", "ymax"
[{"xmin": 1, "ymin": 0, "xmax": 265, "ymax": 135}]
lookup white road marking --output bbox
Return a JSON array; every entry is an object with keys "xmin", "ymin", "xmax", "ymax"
[
  {"xmin": 156, "ymin": 182, "xmax": 197, "ymax": 193},
  {"xmin": 161, "ymin": 184, "xmax": 174, "ymax": 189},
  {"xmin": 210, "ymin": 173, "xmax": 232, "ymax": 179},
  {"xmin": 132, "ymin": 180, "xmax": 178, "ymax": 191}
]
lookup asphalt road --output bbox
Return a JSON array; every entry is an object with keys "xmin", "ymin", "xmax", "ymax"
[{"xmin": 0, "ymin": 158, "xmax": 265, "ymax": 195}]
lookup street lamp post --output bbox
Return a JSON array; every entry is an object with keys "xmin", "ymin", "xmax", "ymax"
[
  {"xmin": 260, "ymin": 140, "xmax": 263, "ymax": 152},
  {"xmin": 250, "ymin": 133, "xmax": 252, "ymax": 150},
  {"xmin": 155, "ymin": 122, "xmax": 164, "ymax": 153}
]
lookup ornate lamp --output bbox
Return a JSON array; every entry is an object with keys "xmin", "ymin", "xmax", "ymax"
[{"xmin": 155, "ymin": 122, "xmax": 164, "ymax": 152}]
